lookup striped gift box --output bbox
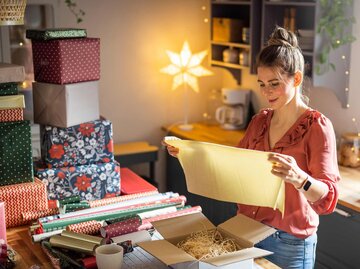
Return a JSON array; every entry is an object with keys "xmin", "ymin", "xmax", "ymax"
[{"xmin": 0, "ymin": 108, "xmax": 23, "ymax": 122}]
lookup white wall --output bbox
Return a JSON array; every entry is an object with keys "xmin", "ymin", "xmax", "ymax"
[
  {"xmin": 54, "ymin": 0, "xmax": 223, "ymax": 191},
  {"xmin": 54, "ymin": 0, "xmax": 360, "ymax": 190}
]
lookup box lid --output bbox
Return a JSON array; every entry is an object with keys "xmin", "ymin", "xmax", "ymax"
[
  {"xmin": 218, "ymin": 213, "xmax": 276, "ymax": 247},
  {"xmin": 151, "ymin": 212, "xmax": 215, "ymax": 240}
]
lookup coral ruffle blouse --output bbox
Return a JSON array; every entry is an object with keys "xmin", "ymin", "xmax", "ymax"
[{"xmin": 237, "ymin": 108, "xmax": 340, "ymax": 238}]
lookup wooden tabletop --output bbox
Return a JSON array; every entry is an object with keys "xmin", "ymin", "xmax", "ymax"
[{"xmin": 164, "ymin": 123, "xmax": 360, "ymax": 213}]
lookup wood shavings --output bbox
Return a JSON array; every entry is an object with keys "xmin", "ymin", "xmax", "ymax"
[{"xmin": 176, "ymin": 230, "xmax": 239, "ymax": 260}]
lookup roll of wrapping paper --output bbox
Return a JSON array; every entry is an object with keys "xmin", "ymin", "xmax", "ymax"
[
  {"xmin": 61, "ymin": 203, "xmax": 90, "ymax": 214},
  {"xmin": 138, "ymin": 205, "xmax": 203, "ymax": 231},
  {"xmin": 22, "ymin": 208, "xmax": 60, "ymax": 222},
  {"xmin": 81, "ymin": 256, "xmax": 97, "ymax": 269},
  {"xmin": 49, "ymin": 235, "xmax": 97, "ymax": 255},
  {"xmin": 57, "ymin": 195, "xmax": 81, "ymax": 207},
  {"xmin": 137, "ymin": 206, "xmax": 178, "ymax": 220},
  {"xmin": 0, "ymin": 202, "xmax": 6, "ymax": 243},
  {"xmin": 66, "ymin": 220, "xmax": 103, "ymax": 235},
  {"xmin": 61, "ymin": 230, "xmax": 106, "ymax": 245},
  {"xmin": 111, "ymin": 230, "xmax": 151, "ymax": 245},
  {"xmin": 41, "ymin": 195, "xmax": 185, "ymax": 228},
  {"xmin": 88, "ymin": 190, "xmax": 159, "ymax": 208},
  {"xmin": 100, "ymin": 215, "xmax": 141, "ymax": 238},
  {"xmin": 32, "ymin": 229, "xmax": 64, "ymax": 243},
  {"xmin": 42, "ymin": 201, "xmax": 182, "ymax": 232},
  {"xmin": 105, "ymin": 213, "xmax": 138, "ymax": 225},
  {"xmin": 59, "ymin": 192, "xmax": 179, "ymax": 221}
]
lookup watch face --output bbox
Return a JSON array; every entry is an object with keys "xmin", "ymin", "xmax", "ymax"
[{"xmin": 303, "ymin": 180, "xmax": 312, "ymax": 191}]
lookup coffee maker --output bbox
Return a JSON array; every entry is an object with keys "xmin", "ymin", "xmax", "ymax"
[{"xmin": 215, "ymin": 88, "xmax": 251, "ymax": 130}]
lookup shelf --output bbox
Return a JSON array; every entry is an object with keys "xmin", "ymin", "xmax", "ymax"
[
  {"xmin": 212, "ymin": 0, "xmax": 251, "ymax": 6},
  {"xmin": 302, "ymin": 50, "xmax": 313, "ymax": 57},
  {"xmin": 211, "ymin": 60, "xmax": 249, "ymax": 70},
  {"xmin": 211, "ymin": 40, "xmax": 251, "ymax": 49},
  {"xmin": 264, "ymin": 1, "xmax": 316, "ymax": 7}
]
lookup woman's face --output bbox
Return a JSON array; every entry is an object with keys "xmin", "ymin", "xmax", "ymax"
[{"xmin": 257, "ymin": 66, "xmax": 296, "ymax": 110}]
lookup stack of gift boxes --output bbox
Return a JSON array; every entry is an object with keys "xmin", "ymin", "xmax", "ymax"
[
  {"xmin": 0, "ymin": 63, "xmax": 48, "ymax": 229},
  {"xmin": 26, "ymin": 28, "xmax": 120, "ymax": 202}
]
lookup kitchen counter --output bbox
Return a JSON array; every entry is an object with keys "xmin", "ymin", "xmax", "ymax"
[{"xmin": 164, "ymin": 123, "xmax": 360, "ymax": 213}]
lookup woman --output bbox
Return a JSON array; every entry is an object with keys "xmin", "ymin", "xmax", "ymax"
[{"xmin": 165, "ymin": 27, "xmax": 340, "ymax": 269}]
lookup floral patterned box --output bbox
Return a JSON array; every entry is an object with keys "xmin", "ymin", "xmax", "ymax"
[
  {"xmin": 41, "ymin": 120, "xmax": 114, "ymax": 168},
  {"xmin": 35, "ymin": 161, "xmax": 121, "ymax": 201}
]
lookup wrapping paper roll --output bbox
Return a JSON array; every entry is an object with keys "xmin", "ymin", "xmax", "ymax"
[
  {"xmin": 88, "ymin": 190, "xmax": 159, "ymax": 208},
  {"xmin": 66, "ymin": 220, "xmax": 103, "ymax": 235},
  {"xmin": 42, "ymin": 202, "xmax": 179, "ymax": 232},
  {"xmin": 57, "ymin": 195, "xmax": 81, "ymax": 207},
  {"xmin": 137, "ymin": 206, "xmax": 178, "ymax": 220},
  {"xmin": 138, "ymin": 205, "xmax": 203, "ymax": 231},
  {"xmin": 22, "ymin": 208, "xmax": 60, "ymax": 222},
  {"xmin": 61, "ymin": 230, "xmax": 106, "ymax": 245},
  {"xmin": 81, "ymin": 256, "xmax": 97, "ymax": 269},
  {"xmin": 100, "ymin": 216, "xmax": 141, "ymax": 238},
  {"xmin": 111, "ymin": 230, "xmax": 151, "ymax": 246},
  {"xmin": 41, "ymin": 243, "xmax": 61, "ymax": 269},
  {"xmin": 0, "ymin": 202, "xmax": 6, "ymax": 243},
  {"xmin": 61, "ymin": 203, "xmax": 90, "ymax": 214},
  {"xmin": 105, "ymin": 214, "xmax": 138, "ymax": 225},
  {"xmin": 32, "ymin": 229, "xmax": 64, "ymax": 243},
  {"xmin": 49, "ymin": 235, "xmax": 97, "ymax": 255}
]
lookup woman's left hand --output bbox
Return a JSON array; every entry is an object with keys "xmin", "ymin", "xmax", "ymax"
[{"xmin": 268, "ymin": 153, "xmax": 308, "ymax": 189}]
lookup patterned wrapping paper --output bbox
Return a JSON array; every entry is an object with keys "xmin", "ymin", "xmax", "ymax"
[
  {"xmin": 0, "ymin": 82, "xmax": 18, "ymax": 96},
  {"xmin": 0, "ymin": 203, "xmax": 6, "ymax": 243},
  {"xmin": 100, "ymin": 216, "xmax": 141, "ymax": 238},
  {"xmin": 22, "ymin": 208, "xmax": 59, "ymax": 222},
  {"xmin": 66, "ymin": 220, "xmax": 102, "ymax": 235},
  {"xmin": 41, "ymin": 120, "xmax": 114, "ymax": 168},
  {"xmin": 26, "ymin": 28, "xmax": 87, "ymax": 41},
  {"xmin": 0, "ymin": 108, "xmax": 23, "ymax": 122},
  {"xmin": 0, "ymin": 63, "xmax": 25, "ymax": 83},
  {"xmin": 0, "ymin": 120, "xmax": 34, "ymax": 186},
  {"xmin": 31, "ymin": 38, "xmax": 100, "ymax": 84},
  {"xmin": 0, "ymin": 179, "xmax": 48, "ymax": 227},
  {"xmin": 35, "ymin": 161, "xmax": 120, "ymax": 201},
  {"xmin": 88, "ymin": 190, "xmax": 159, "ymax": 208}
]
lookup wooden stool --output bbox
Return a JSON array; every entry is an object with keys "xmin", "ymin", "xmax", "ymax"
[{"xmin": 114, "ymin": 141, "xmax": 158, "ymax": 186}]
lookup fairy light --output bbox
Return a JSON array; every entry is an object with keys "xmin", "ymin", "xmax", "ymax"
[
  {"xmin": 352, "ymin": 117, "xmax": 360, "ymax": 136},
  {"xmin": 202, "ymin": 1, "xmax": 208, "ymax": 23}
]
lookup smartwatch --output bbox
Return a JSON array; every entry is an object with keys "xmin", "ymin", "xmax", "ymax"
[{"xmin": 303, "ymin": 180, "xmax": 312, "ymax": 191}]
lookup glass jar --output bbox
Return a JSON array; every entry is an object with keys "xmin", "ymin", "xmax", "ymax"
[
  {"xmin": 339, "ymin": 133, "xmax": 360, "ymax": 168},
  {"xmin": 223, "ymin": 47, "xmax": 239, "ymax": 63}
]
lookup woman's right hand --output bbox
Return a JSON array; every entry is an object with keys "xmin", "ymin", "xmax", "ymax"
[{"xmin": 162, "ymin": 136, "xmax": 180, "ymax": 158}]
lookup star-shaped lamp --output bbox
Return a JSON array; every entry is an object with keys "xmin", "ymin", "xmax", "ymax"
[{"xmin": 161, "ymin": 41, "xmax": 213, "ymax": 131}]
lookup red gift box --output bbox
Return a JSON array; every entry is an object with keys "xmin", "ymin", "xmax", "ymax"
[
  {"xmin": 32, "ymin": 38, "xmax": 100, "ymax": 84},
  {"xmin": 120, "ymin": 168, "xmax": 157, "ymax": 195},
  {"xmin": 0, "ymin": 108, "xmax": 23, "ymax": 122},
  {"xmin": 0, "ymin": 179, "xmax": 48, "ymax": 227}
]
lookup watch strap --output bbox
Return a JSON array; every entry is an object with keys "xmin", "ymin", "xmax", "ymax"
[{"xmin": 303, "ymin": 180, "xmax": 312, "ymax": 191}]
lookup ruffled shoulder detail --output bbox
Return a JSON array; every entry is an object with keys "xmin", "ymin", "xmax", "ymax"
[
  {"xmin": 250, "ymin": 108, "xmax": 273, "ymax": 147},
  {"xmin": 275, "ymin": 109, "xmax": 322, "ymax": 148}
]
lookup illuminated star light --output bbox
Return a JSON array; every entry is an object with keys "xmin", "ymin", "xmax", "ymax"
[{"xmin": 160, "ymin": 41, "xmax": 213, "ymax": 93}]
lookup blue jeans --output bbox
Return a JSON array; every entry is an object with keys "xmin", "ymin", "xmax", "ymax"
[{"xmin": 255, "ymin": 230, "xmax": 317, "ymax": 269}]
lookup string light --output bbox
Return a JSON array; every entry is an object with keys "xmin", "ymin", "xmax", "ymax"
[{"xmin": 202, "ymin": 1, "xmax": 208, "ymax": 23}]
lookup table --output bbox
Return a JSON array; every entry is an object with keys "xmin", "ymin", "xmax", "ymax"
[{"xmin": 6, "ymin": 226, "xmax": 280, "ymax": 269}]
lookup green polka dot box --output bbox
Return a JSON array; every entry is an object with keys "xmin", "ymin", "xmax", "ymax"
[{"xmin": 0, "ymin": 120, "xmax": 34, "ymax": 186}]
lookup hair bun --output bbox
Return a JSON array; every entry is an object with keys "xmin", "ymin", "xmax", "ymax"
[{"xmin": 267, "ymin": 27, "xmax": 299, "ymax": 49}]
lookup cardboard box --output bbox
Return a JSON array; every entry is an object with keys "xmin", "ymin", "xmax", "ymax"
[
  {"xmin": 31, "ymin": 38, "xmax": 100, "ymax": 84},
  {"xmin": 0, "ymin": 63, "xmax": 25, "ymax": 83},
  {"xmin": 212, "ymin": 18, "xmax": 243, "ymax": 42},
  {"xmin": 33, "ymin": 81, "xmax": 100, "ymax": 128},
  {"xmin": 120, "ymin": 168, "xmax": 158, "ymax": 195},
  {"xmin": 138, "ymin": 212, "xmax": 275, "ymax": 269}
]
